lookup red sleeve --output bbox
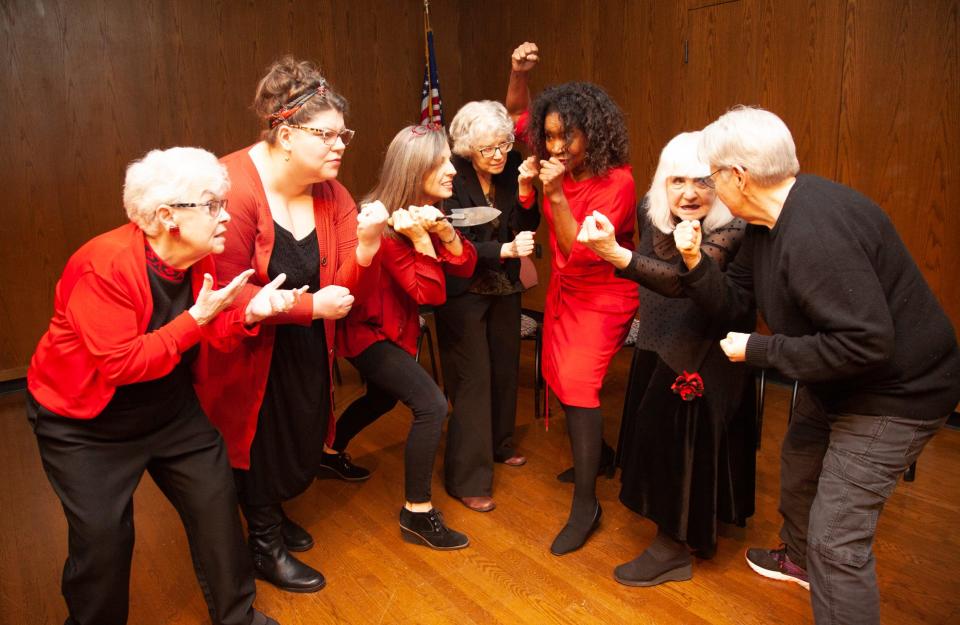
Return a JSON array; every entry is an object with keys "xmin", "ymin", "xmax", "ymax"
[
  {"xmin": 560, "ymin": 169, "xmax": 637, "ymax": 270},
  {"xmin": 65, "ymin": 272, "xmax": 202, "ymax": 386},
  {"xmin": 215, "ymin": 169, "xmax": 259, "ymax": 288},
  {"xmin": 381, "ymin": 236, "xmax": 447, "ymax": 306},
  {"xmin": 435, "ymin": 232, "xmax": 478, "ymax": 278},
  {"xmin": 515, "ymin": 110, "xmax": 533, "ymax": 150}
]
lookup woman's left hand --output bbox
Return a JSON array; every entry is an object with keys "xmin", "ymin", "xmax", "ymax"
[
  {"xmin": 244, "ymin": 273, "xmax": 308, "ymax": 325},
  {"xmin": 719, "ymin": 331, "xmax": 749, "ymax": 362}
]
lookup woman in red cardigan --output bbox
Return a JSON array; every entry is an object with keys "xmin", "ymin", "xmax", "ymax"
[
  {"xmin": 333, "ymin": 123, "xmax": 477, "ymax": 550},
  {"xmin": 27, "ymin": 147, "xmax": 294, "ymax": 625},
  {"xmin": 197, "ymin": 57, "xmax": 386, "ymax": 593}
]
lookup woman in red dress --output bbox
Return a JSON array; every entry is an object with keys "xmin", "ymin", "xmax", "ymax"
[{"xmin": 507, "ymin": 43, "xmax": 639, "ymax": 555}]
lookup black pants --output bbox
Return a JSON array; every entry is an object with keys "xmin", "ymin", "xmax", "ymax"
[
  {"xmin": 435, "ymin": 291, "xmax": 521, "ymax": 497},
  {"xmin": 27, "ymin": 392, "xmax": 256, "ymax": 625},
  {"xmin": 779, "ymin": 387, "xmax": 947, "ymax": 625},
  {"xmin": 333, "ymin": 340, "xmax": 448, "ymax": 503}
]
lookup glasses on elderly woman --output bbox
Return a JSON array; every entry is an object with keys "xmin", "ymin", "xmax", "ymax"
[
  {"xmin": 473, "ymin": 140, "xmax": 515, "ymax": 159},
  {"xmin": 286, "ymin": 124, "xmax": 356, "ymax": 146},
  {"xmin": 669, "ymin": 175, "xmax": 716, "ymax": 191},
  {"xmin": 170, "ymin": 198, "xmax": 228, "ymax": 219}
]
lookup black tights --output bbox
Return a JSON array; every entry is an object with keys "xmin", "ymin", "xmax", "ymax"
[{"xmin": 563, "ymin": 403, "xmax": 604, "ymax": 525}]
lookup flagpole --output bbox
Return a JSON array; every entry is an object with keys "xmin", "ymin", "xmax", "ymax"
[{"xmin": 423, "ymin": 0, "xmax": 434, "ymax": 125}]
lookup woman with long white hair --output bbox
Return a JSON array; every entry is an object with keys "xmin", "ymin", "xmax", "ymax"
[{"xmin": 577, "ymin": 131, "xmax": 756, "ymax": 586}]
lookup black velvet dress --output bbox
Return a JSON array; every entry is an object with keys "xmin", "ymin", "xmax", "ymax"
[
  {"xmin": 234, "ymin": 222, "xmax": 329, "ymax": 505},
  {"xmin": 616, "ymin": 210, "xmax": 757, "ymax": 557}
]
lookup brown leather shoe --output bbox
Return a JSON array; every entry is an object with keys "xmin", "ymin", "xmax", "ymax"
[
  {"xmin": 500, "ymin": 454, "xmax": 527, "ymax": 467},
  {"xmin": 460, "ymin": 496, "xmax": 496, "ymax": 512}
]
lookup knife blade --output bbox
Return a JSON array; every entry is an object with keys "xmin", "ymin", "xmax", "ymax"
[{"xmin": 444, "ymin": 205, "xmax": 501, "ymax": 227}]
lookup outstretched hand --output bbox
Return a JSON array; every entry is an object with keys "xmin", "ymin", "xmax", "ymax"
[
  {"xmin": 244, "ymin": 273, "xmax": 308, "ymax": 325},
  {"xmin": 189, "ymin": 269, "xmax": 254, "ymax": 326}
]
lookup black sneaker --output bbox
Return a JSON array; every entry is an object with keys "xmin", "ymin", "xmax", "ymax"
[
  {"xmin": 399, "ymin": 508, "xmax": 470, "ymax": 550},
  {"xmin": 318, "ymin": 451, "xmax": 371, "ymax": 482},
  {"xmin": 745, "ymin": 545, "xmax": 810, "ymax": 590}
]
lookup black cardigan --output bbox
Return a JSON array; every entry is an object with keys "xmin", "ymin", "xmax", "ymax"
[
  {"xmin": 680, "ymin": 174, "xmax": 960, "ymax": 420},
  {"xmin": 443, "ymin": 151, "xmax": 541, "ymax": 297}
]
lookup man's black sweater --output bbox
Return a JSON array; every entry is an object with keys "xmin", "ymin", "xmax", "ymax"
[{"xmin": 681, "ymin": 174, "xmax": 960, "ymax": 420}]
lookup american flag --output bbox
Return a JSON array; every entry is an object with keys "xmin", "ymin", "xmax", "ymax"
[{"xmin": 419, "ymin": 10, "xmax": 443, "ymax": 126}]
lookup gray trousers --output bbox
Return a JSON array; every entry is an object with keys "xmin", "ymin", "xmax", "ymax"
[{"xmin": 779, "ymin": 387, "xmax": 947, "ymax": 625}]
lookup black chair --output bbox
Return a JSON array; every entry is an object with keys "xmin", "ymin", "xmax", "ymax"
[
  {"xmin": 520, "ymin": 308, "xmax": 544, "ymax": 419},
  {"xmin": 416, "ymin": 306, "xmax": 440, "ymax": 384}
]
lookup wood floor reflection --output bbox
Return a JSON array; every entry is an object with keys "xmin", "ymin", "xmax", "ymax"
[{"xmin": 2, "ymin": 344, "xmax": 958, "ymax": 624}]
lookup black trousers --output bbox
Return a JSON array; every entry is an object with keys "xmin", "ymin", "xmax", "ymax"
[
  {"xmin": 779, "ymin": 387, "xmax": 947, "ymax": 625},
  {"xmin": 27, "ymin": 392, "xmax": 256, "ymax": 625},
  {"xmin": 333, "ymin": 340, "xmax": 449, "ymax": 503},
  {"xmin": 435, "ymin": 291, "xmax": 521, "ymax": 497}
]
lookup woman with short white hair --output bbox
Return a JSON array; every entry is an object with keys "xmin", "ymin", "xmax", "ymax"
[
  {"xmin": 434, "ymin": 100, "xmax": 540, "ymax": 513},
  {"xmin": 577, "ymin": 131, "xmax": 756, "ymax": 586},
  {"xmin": 27, "ymin": 146, "xmax": 295, "ymax": 625}
]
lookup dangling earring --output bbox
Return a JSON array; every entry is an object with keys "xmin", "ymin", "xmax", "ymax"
[
  {"xmin": 167, "ymin": 222, "xmax": 179, "ymax": 235},
  {"xmin": 284, "ymin": 149, "xmax": 291, "ymax": 162}
]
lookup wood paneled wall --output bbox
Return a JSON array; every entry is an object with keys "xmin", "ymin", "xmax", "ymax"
[
  {"xmin": 0, "ymin": 0, "xmax": 466, "ymax": 378},
  {"xmin": 2, "ymin": 0, "xmax": 958, "ymax": 376}
]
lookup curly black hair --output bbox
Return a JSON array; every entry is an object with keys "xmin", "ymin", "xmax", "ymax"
[{"xmin": 529, "ymin": 82, "xmax": 629, "ymax": 177}]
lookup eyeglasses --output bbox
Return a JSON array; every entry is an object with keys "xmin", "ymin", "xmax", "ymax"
[
  {"xmin": 170, "ymin": 198, "xmax": 228, "ymax": 219},
  {"xmin": 669, "ymin": 176, "xmax": 715, "ymax": 191},
  {"xmin": 286, "ymin": 124, "xmax": 355, "ymax": 146},
  {"xmin": 474, "ymin": 140, "xmax": 515, "ymax": 159}
]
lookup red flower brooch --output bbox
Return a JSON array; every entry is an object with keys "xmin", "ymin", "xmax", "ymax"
[{"xmin": 671, "ymin": 371, "xmax": 704, "ymax": 401}]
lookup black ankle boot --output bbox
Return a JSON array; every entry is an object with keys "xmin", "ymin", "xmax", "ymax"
[
  {"xmin": 280, "ymin": 510, "xmax": 314, "ymax": 552},
  {"xmin": 556, "ymin": 441, "xmax": 616, "ymax": 483},
  {"xmin": 243, "ymin": 504, "xmax": 325, "ymax": 593},
  {"xmin": 399, "ymin": 507, "xmax": 469, "ymax": 550},
  {"xmin": 613, "ymin": 549, "xmax": 693, "ymax": 587},
  {"xmin": 550, "ymin": 501, "xmax": 602, "ymax": 556},
  {"xmin": 318, "ymin": 450, "xmax": 371, "ymax": 482}
]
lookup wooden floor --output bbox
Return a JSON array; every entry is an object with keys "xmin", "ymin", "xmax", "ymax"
[{"xmin": 2, "ymin": 343, "xmax": 958, "ymax": 625}]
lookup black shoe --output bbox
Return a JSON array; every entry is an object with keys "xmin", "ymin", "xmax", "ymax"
[
  {"xmin": 613, "ymin": 550, "xmax": 693, "ymax": 587},
  {"xmin": 319, "ymin": 451, "xmax": 371, "ymax": 482},
  {"xmin": 556, "ymin": 441, "xmax": 616, "ymax": 483},
  {"xmin": 280, "ymin": 512, "xmax": 314, "ymax": 552},
  {"xmin": 550, "ymin": 502, "xmax": 602, "ymax": 556},
  {"xmin": 399, "ymin": 507, "xmax": 469, "ymax": 550},
  {"xmin": 251, "ymin": 609, "xmax": 281, "ymax": 625},
  {"xmin": 244, "ymin": 504, "xmax": 325, "ymax": 593}
]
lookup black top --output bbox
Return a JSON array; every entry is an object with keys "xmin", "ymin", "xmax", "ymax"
[
  {"xmin": 107, "ymin": 251, "xmax": 197, "ymax": 412},
  {"xmin": 681, "ymin": 174, "xmax": 960, "ymax": 419},
  {"xmin": 444, "ymin": 151, "xmax": 541, "ymax": 297}
]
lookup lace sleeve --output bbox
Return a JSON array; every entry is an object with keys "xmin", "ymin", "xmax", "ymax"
[{"xmin": 616, "ymin": 217, "xmax": 747, "ymax": 297}]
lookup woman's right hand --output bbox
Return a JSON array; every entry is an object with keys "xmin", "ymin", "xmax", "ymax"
[
  {"xmin": 511, "ymin": 42, "xmax": 539, "ymax": 72},
  {"xmin": 312, "ymin": 284, "xmax": 354, "ymax": 320},
  {"xmin": 502, "ymin": 231, "xmax": 536, "ymax": 258},
  {"xmin": 538, "ymin": 157, "xmax": 565, "ymax": 200},
  {"xmin": 674, "ymin": 219, "xmax": 703, "ymax": 269},
  {"xmin": 189, "ymin": 269, "xmax": 254, "ymax": 326},
  {"xmin": 518, "ymin": 156, "xmax": 539, "ymax": 197}
]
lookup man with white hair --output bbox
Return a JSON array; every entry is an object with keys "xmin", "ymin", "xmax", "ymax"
[{"xmin": 673, "ymin": 105, "xmax": 960, "ymax": 625}]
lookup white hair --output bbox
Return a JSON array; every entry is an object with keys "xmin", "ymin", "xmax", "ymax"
[
  {"xmin": 698, "ymin": 105, "xmax": 800, "ymax": 186},
  {"xmin": 122, "ymin": 147, "xmax": 230, "ymax": 235},
  {"xmin": 646, "ymin": 131, "xmax": 733, "ymax": 235},
  {"xmin": 448, "ymin": 100, "xmax": 515, "ymax": 158}
]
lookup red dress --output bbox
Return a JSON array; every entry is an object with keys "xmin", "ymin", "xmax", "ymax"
[
  {"xmin": 542, "ymin": 166, "xmax": 639, "ymax": 407},
  {"xmin": 196, "ymin": 146, "xmax": 380, "ymax": 469}
]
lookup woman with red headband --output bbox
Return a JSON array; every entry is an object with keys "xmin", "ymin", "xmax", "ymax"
[{"xmin": 198, "ymin": 57, "xmax": 386, "ymax": 593}]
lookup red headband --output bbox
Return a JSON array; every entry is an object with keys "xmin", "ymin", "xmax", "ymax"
[{"xmin": 268, "ymin": 82, "xmax": 327, "ymax": 129}]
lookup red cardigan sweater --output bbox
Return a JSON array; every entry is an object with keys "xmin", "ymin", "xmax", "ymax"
[
  {"xmin": 28, "ymin": 223, "xmax": 255, "ymax": 419},
  {"xmin": 337, "ymin": 232, "xmax": 477, "ymax": 359},
  {"xmin": 196, "ymin": 146, "xmax": 380, "ymax": 469}
]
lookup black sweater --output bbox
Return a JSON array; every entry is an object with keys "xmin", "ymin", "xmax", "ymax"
[{"xmin": 680, "ymin": 174, "xmax": 960, "ymax": 420}]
